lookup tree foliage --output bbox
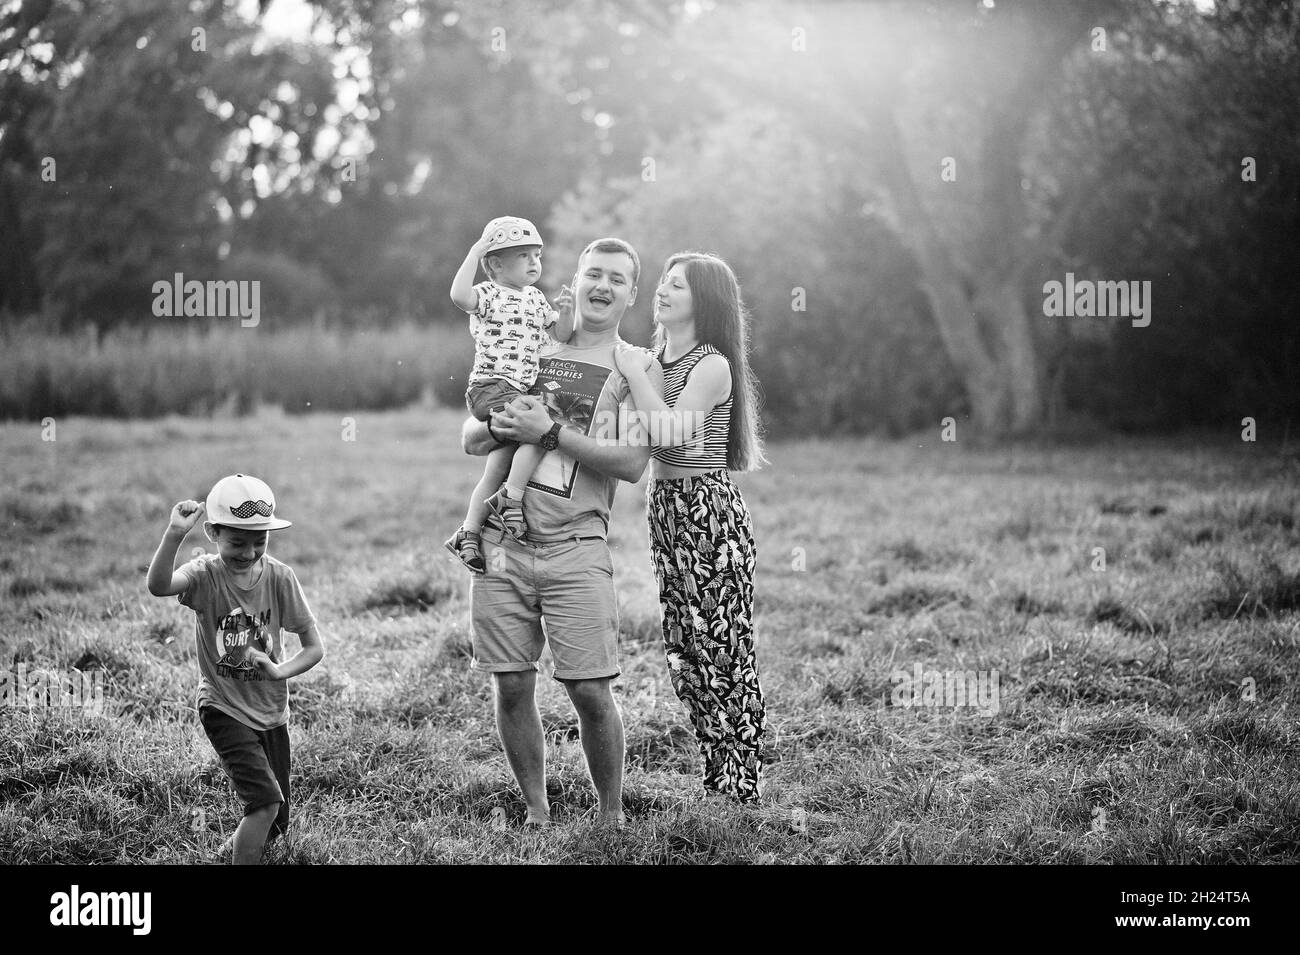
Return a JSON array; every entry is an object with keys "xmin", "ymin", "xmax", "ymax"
[{"xmin": 1, "ymin": 0, "xmax": 1295, "ymax": 433}]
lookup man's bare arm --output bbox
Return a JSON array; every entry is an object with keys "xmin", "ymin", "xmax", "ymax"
[
  {"xmin": 461, "ymin": 416, "xmax": 505, "ymax": 456},
  {"xmin": 559, "ymin": 422, "xmax": 651, "ymax": 484},
  {"xmin": 492, "ymin": 397, "xmax": 648, "ymax": 484},
  {"xmin": 489, "ymin": 363, "xmax": 664, "ymax": 483}
]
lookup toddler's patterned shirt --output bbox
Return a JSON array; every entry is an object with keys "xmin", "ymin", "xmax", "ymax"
[{"xmin": 467, "ymin": 282, "xmax": 557, "ymax": 391}]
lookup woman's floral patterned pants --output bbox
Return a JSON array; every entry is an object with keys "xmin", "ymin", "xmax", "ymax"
[{"xmin": 648, "ymin": 470, "xmax": 766, "ymax": 803}]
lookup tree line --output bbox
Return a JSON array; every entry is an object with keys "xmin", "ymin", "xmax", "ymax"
[{"xmin": 2, "ymin": 0, "xmax": 1296, "ymax": 436}]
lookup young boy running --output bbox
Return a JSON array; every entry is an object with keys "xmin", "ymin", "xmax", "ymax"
[{"xmin": 146, "ymin": 473, "xmax": 324, "ymax": 864}]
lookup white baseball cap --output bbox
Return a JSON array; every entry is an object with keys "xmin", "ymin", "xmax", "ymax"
[
  {"xmin": 205, "ymin": 473, "xmax": 292, "ymax": 531},
  {"xmin": 482, "ymin": 216, "xmax": 544, "ymax": 255}
]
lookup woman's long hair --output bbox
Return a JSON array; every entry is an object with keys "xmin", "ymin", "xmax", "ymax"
[{"xmin": 652, "ymin": 252, "xmax": 767, "ymax": 472}]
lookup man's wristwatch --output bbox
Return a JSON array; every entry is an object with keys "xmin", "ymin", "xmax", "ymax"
[{"xmin": 539, "ymin": 422, "xmax": 562, "ymax": 451}]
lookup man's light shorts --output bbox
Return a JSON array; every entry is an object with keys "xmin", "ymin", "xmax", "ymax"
[{"xmin": 469, "ymin": 530, "xmax": 620, "ymax": 681}]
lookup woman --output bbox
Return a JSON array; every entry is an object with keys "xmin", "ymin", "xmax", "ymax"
[{"xmin": 614, "ymin": 251, "xmax": 768, "ymax": 803}]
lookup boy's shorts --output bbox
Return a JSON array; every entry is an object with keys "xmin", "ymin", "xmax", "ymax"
[
  {"xmin": 200, "ymin": 705, "xmax": 291, "ymax": 840},
  {"xmin": 469, "ymin": 529, "xmax": 620, "ymax": 681},
  {"xmin": 465, "ymin": 377, "xmax": 543, "ymax": 422}
]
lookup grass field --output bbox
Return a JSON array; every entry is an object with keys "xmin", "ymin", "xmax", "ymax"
[{"xmin": 1, "ymin": 406, "xmax": 1298, "ymax": 864}]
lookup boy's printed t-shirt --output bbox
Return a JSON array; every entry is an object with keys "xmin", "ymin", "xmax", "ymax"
[
  {"xmin": 467, "ymin": 282, "xmax": 557, "ymax": 392},
  {"xmin": 523, "ymin": 338, "xmax": 645, "ymax": 543},
  {"xmin": 177, "ymin": 554, "xmax": 316, "ymax": 731}
]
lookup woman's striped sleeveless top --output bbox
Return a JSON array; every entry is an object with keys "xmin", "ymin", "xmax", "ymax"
[{"xmin": 651, "ymin": 343, "xmax": 732, "ymax": 469}]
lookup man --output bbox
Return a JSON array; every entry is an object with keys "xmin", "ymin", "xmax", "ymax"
[{"xmin": 460, "ymin": 237, "xmax": 664, "ymax": 826}]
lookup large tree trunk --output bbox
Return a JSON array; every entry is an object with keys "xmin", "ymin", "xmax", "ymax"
[
  {"xmin": 871, "ymin": 100, "xmax": 1046, "ymax": 438},
  {"xmin": 980, "ymin": 275, "xmax": 1045, "ymax": 435},
  {"xmin": 916, "ymin": 268, "xmax": 1043, "ymax": 437},
  {"xmin": 677, "ymin": 0, "xmax": 1096, "ymax": 437},
  {"xmin": 912, "ymin": 251, "xmax": 1009, "ymax": 434},
  {"xmin": 861, "ymin": 2, "xmax": 1100, "ymax": 438}
]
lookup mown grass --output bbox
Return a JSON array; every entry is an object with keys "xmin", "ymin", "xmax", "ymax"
[{"xmin": 1, "ymin": 410, "xmax": 1298, "ymax": 863}]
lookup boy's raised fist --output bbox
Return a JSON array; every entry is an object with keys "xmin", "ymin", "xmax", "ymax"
[{"xmin": 170, "ymin": 500, "xmax": 205, "ymax": 533}]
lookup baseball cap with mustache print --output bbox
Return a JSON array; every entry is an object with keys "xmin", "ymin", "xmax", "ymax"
[{"xmin": 205, "ymin": 473, "xmax": 292, "ymax": 531}]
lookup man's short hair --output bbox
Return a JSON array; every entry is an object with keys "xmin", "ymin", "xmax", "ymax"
[{"xmin": 580, "ymin": 237, "xmax": 640, "ymax": 285}]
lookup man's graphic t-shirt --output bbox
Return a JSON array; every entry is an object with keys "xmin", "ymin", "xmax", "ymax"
[
  {"xmin": 177, "ymin": 554, "xmax": 316, "ymax": 730},
  {"xmin": 522, "ymin": 338, "xmax": 647, "ymax": 542}
]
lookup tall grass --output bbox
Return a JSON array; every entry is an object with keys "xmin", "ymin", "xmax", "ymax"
[{"xmin": 0, "ymin": 322, "xmax": 474, "ymax": 419}]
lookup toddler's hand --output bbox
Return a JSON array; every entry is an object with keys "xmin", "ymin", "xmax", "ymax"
[
  {"xmin": 472, "ymin": 220, "xmax": 506, "ymax": 254},
  {"xmin": 168, "ymin": 500, "xmax": 204, "ymax": 534}
]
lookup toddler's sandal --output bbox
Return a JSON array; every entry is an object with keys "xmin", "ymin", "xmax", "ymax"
[{"xmin": 444, "ymin": 526, "xmax": 486, "ymax": 573}]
